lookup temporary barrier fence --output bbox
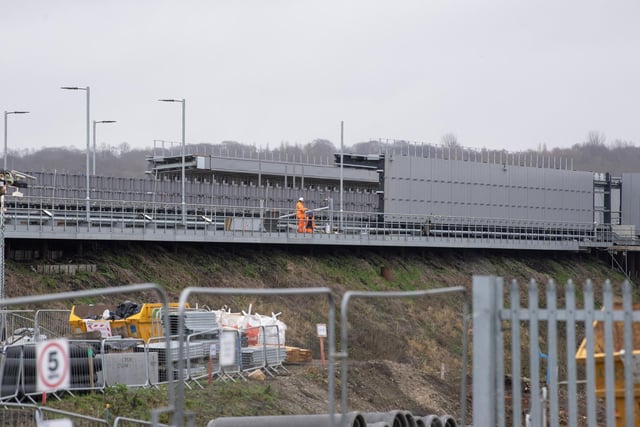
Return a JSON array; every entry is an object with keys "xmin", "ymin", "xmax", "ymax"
[
  {"xmin": 35, "ymin": 404, "xmax": 111, "ymax": 426},
  {"xmin": 34, "ymin": 309, "xmax": 73, "ymax": 340},
  {"xmin": 0, "ymin": 310, "xmax": 37, "ymax": 345},
  {"xmin": 113, "ymin": 416, "xmax": 170, "ymax": 427},
  {"xmin": 339, "ymin": 288, "xmax": 469, "ymax": 427},
  {"xmin": 0, "ymin": 401, "xmax": 164, "ymax": 426},
  {"xmin": 239, "ymin": 325, "xmax": 264, "ymax": 373},
  {"xmin": 0, "ymin": 401, "xmax": 110, "ymax": 426},
  {"xmin": 174, "ymin": 286, "xmax": 337, "ymax": 427},
  {"xmin": 144, "ymin": 335, "xmax": 183, "ymax": 387},
  {"xmin": 0, "ymin": 344, "xmax": 23, "ymax": 402},
  {"xmin": 0, "ymin": 402, "xmax": 34, "ymax": 426},
  {"xmin": 185, "ymin": 328, "xmax": 221, "ymax": 388},
  {"xmin": 0, "ymin": 283, "xmax": 178, "ymax": 423},
  {"xmin": 472, "ymin": 276, "xmax": 640, "ymax": 427},
  {"xmin": 14, "ymin": 339, "xmax": 104, "ymax": 403},
  {"xmin": 262, "ymin": 324, "xmax": 287, "ymax": 376}
]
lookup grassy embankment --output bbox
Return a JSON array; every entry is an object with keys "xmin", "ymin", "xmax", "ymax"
[{"xmin": 5, "ymin": 243, "xmax": 629, "ymax": 424}]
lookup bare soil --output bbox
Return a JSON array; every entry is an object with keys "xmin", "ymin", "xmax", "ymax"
[
  {"xmin": 4, "ymin": 242, "xmax": 628, "ymax": 424},
  {"xmin": 269, "ymin": 360, "xmax": 462, "ymax": 417}
]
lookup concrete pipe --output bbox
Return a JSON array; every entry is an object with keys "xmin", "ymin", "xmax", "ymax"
[
  {"xmin": 208, "ymin": 412, "xmax": 366, "ymax": 427},
  {"xmin": 415, "ymin": 418, "xmax": 426, "ymax": 427},
  {"xmin": 368, "ymin": 423, "xmax": 391, "ymax": 427},
  {"xmin": 403, "ymin": 410, "xmax": 417, "ymax": 427},
  {"xmin": 420, "ymin": 415, "xmax": 443, "ymax": 427},
  {"xmin": 439, "ymin": 415, "xmax": 458, "ymax": 427},
  {"xmin": 361, "ymin": 410, "xmax": 408, "ymax": 427}
]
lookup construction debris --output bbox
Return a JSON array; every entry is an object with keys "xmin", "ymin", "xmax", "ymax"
[{"xmin": 247, "ymin": 370, "xmax": 266, "ymax": 381}]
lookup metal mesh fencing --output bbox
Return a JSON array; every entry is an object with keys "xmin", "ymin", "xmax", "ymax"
[
  {"xmin": 262, "ymin": 324, "xmax": 287, "ymax": 376},
  {"xmin": 0, "ymin": 344, "xmax": 24, "ymax": 402},
  {"xmin": 0, "ymin": 402, "xmax": 36, "ymax": 426},
  {"xmin": 0, "ymin": 284, "xmax": 175, "ymax": 424},
  {"xmin": 185, "ymin": 329, "xmax": 220, "ymax": 388},
  {"xmin": 17, "ymin": 340, "xmax": 105, "ymax": 403},
  {"xmin": 36, "ymin": 406, "xmax": 110, "ymax": 426},
  {"xmin": 0, "ymin": 310, "xmax": 36, "ymax": 345},
  {"xmin": 240, "ymin": 325, "xmax": 266, "ymax": 374},
  {"xmin": 145, "ymin": 335, "xmax": 179, "ymax": 387},
  {"xmin": 171, "ymin": 287, "xmax": 337, "ymax": 426},
  {"xmin": 113, "ymin": 416, "xmax": 171, "ymax": 427},
  {"xmin": 35, "ymin": 309, "xmax": 73, "ymax": 340}
]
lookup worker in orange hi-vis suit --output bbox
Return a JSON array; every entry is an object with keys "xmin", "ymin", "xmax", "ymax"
[
  {"xmin": 296, "ymin": 197, "xmax": 307, "ymax": 233},
  {"xmin": 305, "ymin": 211, "xmax": 316, "ymax": 233}
]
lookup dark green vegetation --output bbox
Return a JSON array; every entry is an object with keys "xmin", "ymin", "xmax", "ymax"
[{"xmin": 4, "ymin": 243, "xmax": 630, "ymax": 425}]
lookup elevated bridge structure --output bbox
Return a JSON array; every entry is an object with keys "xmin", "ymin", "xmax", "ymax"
[
  {"xmin": 2, "ymin": 194, "xmax": 616, "ymax": 252},
  {"xmin": 3, "ymin": 145, "xmax": 640, "ymax": 280}
]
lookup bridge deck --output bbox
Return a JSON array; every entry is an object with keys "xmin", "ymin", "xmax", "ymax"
[{"xmin": 1, "ymin": 196, "xmax": 617, "ymax": 252}]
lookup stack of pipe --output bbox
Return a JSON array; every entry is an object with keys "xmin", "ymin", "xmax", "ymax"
[{"xmin": 208, "ymin": 411, "xmax": 458, "ymax": 427}]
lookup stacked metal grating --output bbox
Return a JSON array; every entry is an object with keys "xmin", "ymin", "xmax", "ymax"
[
  {"xmin": 241, "ymin": 347, "xmax": 265, "ymax": 370},
  {"xmin": 240, "ymin": 346, "xmax": 287, "ymax": 371},
  {"xmin": 164, "ymin": 310, "xmax": 220, "ymax": 336}
]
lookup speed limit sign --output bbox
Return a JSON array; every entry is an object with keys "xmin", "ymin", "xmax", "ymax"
[{"xmin": 37, "ymin": 339, "xmax": 70, "ymax": 393}]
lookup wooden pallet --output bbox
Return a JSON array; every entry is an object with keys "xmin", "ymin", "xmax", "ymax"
[{"xmin": 284, "ymin": 346, "xmax": 313, "ymax": 364}]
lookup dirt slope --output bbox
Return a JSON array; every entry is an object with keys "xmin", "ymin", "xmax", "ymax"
[{"xmin": 4, "ymin": 242, "xmax": 628, "ymax": 423}]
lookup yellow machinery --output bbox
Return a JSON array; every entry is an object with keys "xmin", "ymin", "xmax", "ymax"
[
  {"xmin": 69, "ymin": 302, "xmax": 186, "ymax": 342},
  {"xmin": 575, "ymin": 304, "xmax": 640, "ymax": 426}
]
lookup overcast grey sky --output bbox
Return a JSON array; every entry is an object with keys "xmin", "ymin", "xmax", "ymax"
[{"xmin": 2, "ymin": 1, "xmax": 639, "ymax": 154}]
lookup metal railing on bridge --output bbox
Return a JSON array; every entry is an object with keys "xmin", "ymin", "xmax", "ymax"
[{"xmin": 3, "ymin": 196, "xmax": 613, "ymax": 250}]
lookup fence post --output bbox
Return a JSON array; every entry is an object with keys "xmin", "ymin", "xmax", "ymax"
[{"xmin": 473, "ymin": 275, "xmax": 499, "ymax": 426}]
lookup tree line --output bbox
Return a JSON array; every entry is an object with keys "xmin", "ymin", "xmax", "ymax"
[{"xmin": 5, "ymin": 132, "xmax": 639, "ymax": 178}]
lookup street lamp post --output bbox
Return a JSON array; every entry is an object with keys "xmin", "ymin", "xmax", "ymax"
[
  {"xmin": 92, "ymin": 120, "xmax": 116, "ymax": 175},
  {"xmin": 1, "ymin": 111, "xmax": 29, "ymax": 321},
  {"xmin": 4, "ymin": 111, "xmax": 30, "ymax": 171},
  {"xmin": 61, "ymin": 86, "xmax": 91, "ymax": 222},
  {"xmin": 159, "ymin": 98, "xmax": 186, "ymax": 226}
]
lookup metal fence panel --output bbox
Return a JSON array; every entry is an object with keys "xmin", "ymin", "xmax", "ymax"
[
  {"xmin": 34, "ymin": 309, "xmax": 72, "ymax": 340},
  {"xmin": 0, "ymin": 284, "xmax": 175, "ymax": 423},
  {"xmin": 185, "ymin": 329, "xmax": 220, "ymax": 388},
  {"xmin": 0, "ymin": 310, "xmax": 36, "ymax": 345},
  {"xmin": 0, "ymin": 344, "xmax": 23, "ymax": 402},
  {"xmin": 474, "ymin": 275, "xmax": 640, "ymax": 426},
  {"xmin": 0, "ymin": 403, "xmax": 35, "ymax": 426}
]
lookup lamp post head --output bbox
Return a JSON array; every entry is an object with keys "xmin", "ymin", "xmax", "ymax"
[
  {"xmin": 61, "ymin": 86, "xmax": 89, "ymax": 91},
  {"xmin": 94, "ymin": 120, "xmax": 117, "ymax": 124},
  {"xmin": 5, "ymin": 111, "xmax": 30, "ymax": 116},
  {"xmin": 159, "ymin": 98, "xmax": 185, "ymax": 104}
]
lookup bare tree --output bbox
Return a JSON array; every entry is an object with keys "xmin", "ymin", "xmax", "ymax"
[
  {"xmin": 304, "ymin": 139, "xmax": 336, "ymax": 161},
  {"xmin": 585, "ymin": 131, "xmax": 606, "ymax": 146},
  {"xmin": 441, "ymin": 133, "xmax": 460, "ymax": 149}
]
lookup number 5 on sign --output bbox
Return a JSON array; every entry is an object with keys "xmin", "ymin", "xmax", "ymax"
[{"xmin": 37, "ymin": 339, "xmax": 70, "ymax": 393}]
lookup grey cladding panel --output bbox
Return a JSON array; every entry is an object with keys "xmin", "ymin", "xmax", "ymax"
[
  {"xmin": 622, "ymin": 173, "xmax": 640, "ymax": 231},
  {"xmin": 384, "ymin": 154, "xmax": 594, "ymax": 223}
]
